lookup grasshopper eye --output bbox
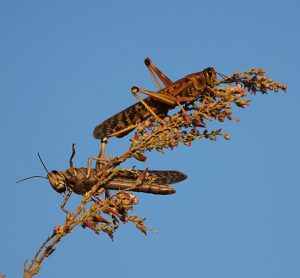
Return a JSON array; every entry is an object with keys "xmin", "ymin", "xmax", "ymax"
[{"xmin": 207, "ymin": 68, "xmax": 213, "ymax": 76}]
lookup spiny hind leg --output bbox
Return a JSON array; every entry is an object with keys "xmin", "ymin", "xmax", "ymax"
[
  {"xmin": 96, "ymin": 138, "xmax": 108, "ymax": 171},
  {"xmin": 85, "ymin": 138, "xmax": 108, "ymax": 178},
  {"xmin": 131, "ymin": 87, "xmax": 166, "ymax": 123},
  {"xmin": 86, "ymin": 138, "xmax": 108, "ymax": 178},
  {"xmin": 144, "ymin": 57, "xmax": 173, "ymax": 89},
  {"xmin": 87, "ymin": 157, "xmax": 105, "ymax": 178},
  {"xmin": 132, "ymin": 85, "xmax": 197, "ymax": 123},
  {"xmin": 132, "ymin": 76, "xmax": 190, "ymax": 106}
]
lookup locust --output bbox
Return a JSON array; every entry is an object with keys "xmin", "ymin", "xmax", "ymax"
[
  {"xmin": 17, "ymin": 144, "xmax": 187, "ymax": 213},
  {"xmin": 93, "ymin": 57, "xmax": 217, "ymax": 140}
]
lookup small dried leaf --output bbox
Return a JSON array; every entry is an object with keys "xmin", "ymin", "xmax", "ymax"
[
  {"xmin": 136, "ymin": 223, "xmax": 148, "ymax": 235},
  {"xmin": 133, "ymin": 152, "xmax": 147, "ymax": 162}
]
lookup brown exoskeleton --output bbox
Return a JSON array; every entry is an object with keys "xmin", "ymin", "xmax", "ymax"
[
  {"xmin": 93, "ymin": 57, "xmax": 217, "ymax": 140},
  {"xmin": 17, "ymin": 144, "xmax": 187, "ymax": 213}
]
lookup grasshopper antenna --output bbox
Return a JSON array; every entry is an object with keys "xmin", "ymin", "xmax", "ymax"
[
  {"xmin": 16, "ymin": 176, "xmax": 47, "ymax": 184},
  {"xmin": 217, "ymin": 72, "xmax": 229, "ymax": 80},
  {"xmin": 38, "ymin": 152, "xmax": 50, "ymax": 174}
]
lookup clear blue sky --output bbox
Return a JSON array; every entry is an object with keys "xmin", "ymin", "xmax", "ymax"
[{"xmin": 1, "ymin": 1, "xmax": 299, "ymax": 277}]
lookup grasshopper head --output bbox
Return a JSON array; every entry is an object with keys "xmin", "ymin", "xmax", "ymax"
[
  {"xmin": 203, "ymin": 67, "xmax": 217, "ymax": 86},
  {"xmin": 47, "ymin": 171, "xmax": 67, "ymax": 193}
]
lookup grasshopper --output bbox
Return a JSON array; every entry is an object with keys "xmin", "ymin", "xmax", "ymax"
[
  {"xmin": 17, "ymin": 144, "xmax": 187, "ymax": 213},
  {"xmin": 93, "ymin": 57, "xmax": 217, "ymax": 140}
]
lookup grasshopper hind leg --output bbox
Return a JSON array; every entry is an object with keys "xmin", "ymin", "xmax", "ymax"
[
  {"xmin": 96, "ymin": 138, "xmax": 108, "ymax": 170},
  {"xmin": 144, "ymin": 57, "xmax": 173, "ymax": 88}
]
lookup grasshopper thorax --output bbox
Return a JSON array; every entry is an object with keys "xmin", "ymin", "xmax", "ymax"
[{"xmin": 47, "ymin": 170, "xmax": 68, "ymax": 193}]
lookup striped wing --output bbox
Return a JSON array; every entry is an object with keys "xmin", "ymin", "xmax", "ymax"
[
  {"xmin": 105, "ymin": 170, "xmax": 187, "ymax": 195},
  {"xmin": 93, "ymin": 97, "xmax": 170, "ymax": 140}
]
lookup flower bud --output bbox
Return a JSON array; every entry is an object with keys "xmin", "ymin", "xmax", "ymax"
[
  {"xmin": 133, "ymin": 152, "xmax": 147, "ymax": 162},
  {"xmin": 223, "ymin": 134, "xmax": 231, "ymax": 140}
]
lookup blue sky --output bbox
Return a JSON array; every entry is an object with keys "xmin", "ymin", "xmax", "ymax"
[{"xmin": 1, "ymin": 1, "xmax": 299, "ymax": 277}]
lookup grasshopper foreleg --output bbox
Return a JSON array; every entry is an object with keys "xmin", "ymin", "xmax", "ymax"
[
  {"xmin": 206, "ymin": 86, "xmax": 222, "ymax": 98},
  {"xmin": 175, "ymin": 99, "xmax": 190, "ymax": 122},
  {"xmin": 60, "ymin": 190, "xmax": 72, "ymax": 214}
]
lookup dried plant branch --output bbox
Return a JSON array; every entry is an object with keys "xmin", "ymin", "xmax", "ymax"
[{"xmin": 23, "ymin": 68, "xmax": 287, "ymax": 277}]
